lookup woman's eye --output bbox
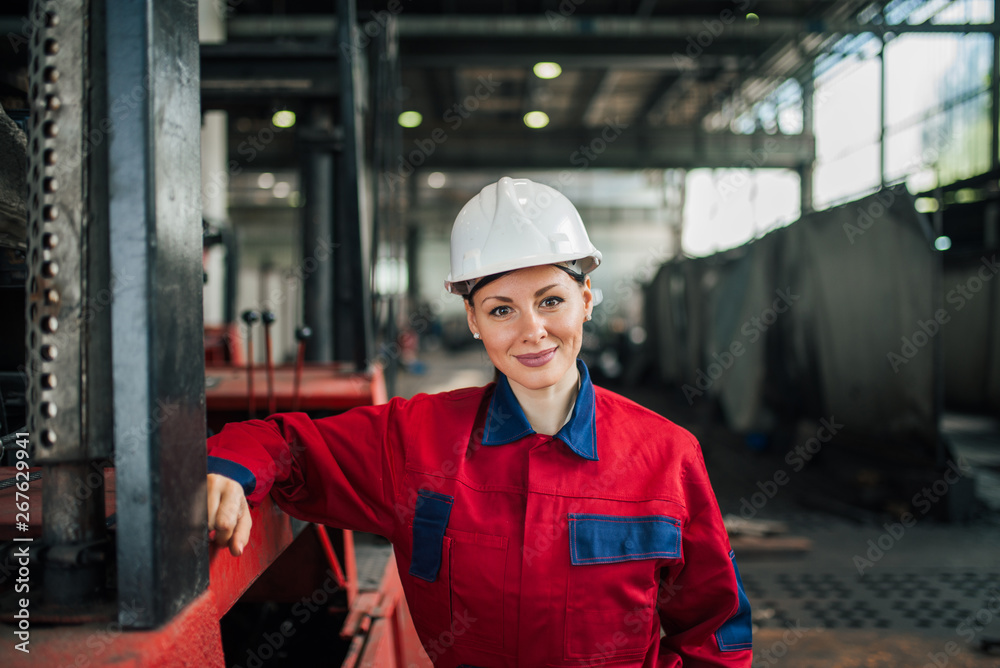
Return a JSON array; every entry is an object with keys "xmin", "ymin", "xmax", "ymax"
[
  {"xmin": 541, "ymin": 296, "xmax": 564, "ymax": 308},
  {"xmin": 490, "ymin": 305, "xmax": 512, "ymax": 317}
]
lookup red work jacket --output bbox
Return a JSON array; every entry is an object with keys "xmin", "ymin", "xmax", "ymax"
[{"xmin": 207, "ymin": 361, "xmax": 752, "ymax": 667}]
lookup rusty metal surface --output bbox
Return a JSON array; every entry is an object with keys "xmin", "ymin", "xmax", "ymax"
[
  {"xmin": 0, "ymin": 589, "xmax": 225, "ymax": 668},
  {"xmin": 26, "ymin": 0, "xmax": 87, "ymax": 464},
  {"xmin": 205, "ymin": 364, "xmax": 385, "ymax": 414},
  {"xmin": 207, "ymin": 495, "xmax": 297, "ymax": 619}
]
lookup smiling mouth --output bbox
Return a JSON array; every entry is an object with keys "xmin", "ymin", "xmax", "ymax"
[{"xmin": 514, "ymin": 347, "xmax": 557, "ymax": 367}]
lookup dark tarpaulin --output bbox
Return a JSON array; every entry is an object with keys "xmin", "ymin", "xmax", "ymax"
[
  {"xmin": 941, "ymin": 254, "xmax": 1000, "ymax": 414},
  {"xmin": 646, "ymin": 187, "xmax": 940, "ymax": 454}
]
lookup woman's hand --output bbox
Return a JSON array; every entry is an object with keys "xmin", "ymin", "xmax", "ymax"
[{"xmin": 207, "ymin": 473, "xmax": 252, "ymax": 557}]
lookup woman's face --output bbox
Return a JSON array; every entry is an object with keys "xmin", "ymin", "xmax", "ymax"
[{"xmin": 465, "ymin": 265, "xmax": 593, "ymax": 391}]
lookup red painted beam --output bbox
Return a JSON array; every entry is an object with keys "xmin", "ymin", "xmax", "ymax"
[{"xmin": 206, "ymin": 364, "xmax": 385, "ymax": 413}]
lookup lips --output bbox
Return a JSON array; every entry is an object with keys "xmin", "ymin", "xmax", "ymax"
[{"xmin": 515, "ymin": 347, "xmax": 557, "ymax": 367}]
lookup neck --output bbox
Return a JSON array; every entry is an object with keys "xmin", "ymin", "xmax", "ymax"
[{"xmin": 508, "ymin": 363, "xmax": 581, "ymax": 436}]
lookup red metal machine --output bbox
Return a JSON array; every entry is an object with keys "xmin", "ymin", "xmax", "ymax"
[{"xmin": 0, "ymin": 0, "xmax": 420, "ymax": 665}]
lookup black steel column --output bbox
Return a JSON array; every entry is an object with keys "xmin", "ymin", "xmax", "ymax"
[
  {"xmin": 106, "ymin": 0, "xmax": 207, "ymax": 627},
  {"xmin": 993, "ymin": 1, "xmax": 1000, "ymax": 172},
  {"xmin": 334, "ymin": 0, "xmax": 374, "ymax": 370},
  {"xmin": 301, "ymin": 103, "xmax": 335, "ymax": 363}
]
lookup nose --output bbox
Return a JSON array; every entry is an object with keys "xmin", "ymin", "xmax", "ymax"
[{"xmin": 520, "ymin": 309, "xmax": 546, "ymax": 344}]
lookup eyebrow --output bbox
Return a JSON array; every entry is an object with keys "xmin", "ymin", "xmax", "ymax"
[{"xmin": 481, "ymin": 283, "xmax": 560, "ymax": 304}]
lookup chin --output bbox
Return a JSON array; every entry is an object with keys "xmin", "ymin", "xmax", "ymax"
[{"xmin": 503, "ymin": 355, "xmax": 574, "ymax": 390}]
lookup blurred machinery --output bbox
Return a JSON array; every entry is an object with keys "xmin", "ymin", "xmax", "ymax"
[{"xmin": 0, "ymin": 1, "xmax": 423, "ymax": 666}]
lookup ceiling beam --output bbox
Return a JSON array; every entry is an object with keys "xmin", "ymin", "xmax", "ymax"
[
  {"xmin": 635, "ymin": 72, "xmax": 682, "ymax": 124},
  {"xmin": 400, "ymin": 124, "xmax": 814, "ymax": 170},
  {"xmin": 226, "ymin": 14, "xmax": 1000, "ymax": 40}
]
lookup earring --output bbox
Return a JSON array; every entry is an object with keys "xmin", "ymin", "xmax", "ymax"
[
  {"xmin": 473, "ymin": 332, "xmax": 481, "ymax": 339},
  {"xmin": 585, "ymin": 313, "xmax": 592, "ymax": 321}
]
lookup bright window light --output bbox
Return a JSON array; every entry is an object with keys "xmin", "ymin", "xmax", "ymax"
[
  {"xmin": 524, "ymin": 111, "xmax": 550, "ymax": 129},
  {"xmin": 272, "ymin": 110, "xmax": 296, "ymax": 128},
  {"xmin": 533, "ymin": 62, "xmax": 562, "ymax": 79},
  {"xmin": 398, "ymin": 111, "xmax": 423, "ymax": 128}
]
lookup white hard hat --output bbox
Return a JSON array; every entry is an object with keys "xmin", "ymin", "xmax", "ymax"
[{"xmin": 445, "ymin": 177, "xmax": 602, "ymax": 295}]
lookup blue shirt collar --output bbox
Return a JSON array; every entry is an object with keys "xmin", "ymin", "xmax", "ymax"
[{"xmin": 481, "ymin": 359, "xmax": 598, "ymax": 461}]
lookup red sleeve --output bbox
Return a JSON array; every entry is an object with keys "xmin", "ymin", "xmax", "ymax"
[
  {"xmin": 205, "ymin": 398, "xmax": 407, "ymax": 541},
  {"xmin": 657, "ymin": 435, "xmax": 752, "ymax": 667}
]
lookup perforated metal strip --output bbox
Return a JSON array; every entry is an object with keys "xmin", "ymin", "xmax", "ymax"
[{"xmin": 26, "ymin": 0, "xmax": 85, "ymax": 461}]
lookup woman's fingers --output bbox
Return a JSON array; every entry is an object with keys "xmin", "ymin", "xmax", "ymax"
[
  {"xmin": 231, "ymin": 503, "xmax": 253, "ymax": 556},
  {"xmin": 207, "ymin": 474, "xmax": 250, "ymax": 556},
  {"xmin": 207, "ymin": 474, "xmax": 225, "ymax": 533}
]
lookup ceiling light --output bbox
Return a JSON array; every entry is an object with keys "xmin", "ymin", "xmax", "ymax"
[
  {"xmin": 524, "ymin": 111, "xmax": 550, "ymax": 129},
  {"xmin": 272, "ymin": 110, "xmax": 296, "ymax": 128},
  {"xmin": 273, "ymin": 181, "xmax": 291, "ymax": 198},
  {"xmin": 533, "ymin": 62, "xmax": 562, "ymax": 79},
  {"xmin": 257, "ymin": 172, "xmax": 275, "ymax": 189},
  {"xmin": 934, "ymin": 236, "xmax": 952, "ymax": 251},
  {"xmin": 398, "ymin": 111, "xmax": 423, "ymax": 128},
  {"xmin": 427, "ymin": 172, "xmax": 446, "ymax": 189}
]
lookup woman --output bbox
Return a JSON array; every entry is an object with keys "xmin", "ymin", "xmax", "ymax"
[{"xmin": 206, "ymin": 177, "xmax": 752, "ymax": 667}]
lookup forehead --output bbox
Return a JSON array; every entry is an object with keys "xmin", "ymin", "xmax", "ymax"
[{"xmin": 478, "ymin": 265, "xmax": 576, "ymax": 301}]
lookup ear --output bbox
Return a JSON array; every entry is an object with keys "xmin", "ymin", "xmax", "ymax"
[
  {"xmin": 465, "ymin": 299, "xmax": 479, "ymax": 336},
  {"xmin": 581, "ymin": 276, "xmax": 594, "ymax": 317}
]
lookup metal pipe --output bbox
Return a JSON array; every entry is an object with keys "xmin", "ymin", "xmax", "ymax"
[
  {"xmin": 262, "ymin": 311, "xmax": 276, "ymax": 415},
  {"xmin": 242, "ymin": 310, "xmax": 259, "ymax": 418},
  {"xmin": 225, "ymin": 14, "xmax": 1000, "ymax": 39},
  {"xmin": 301, "ymin": 103, "xmax": 335, "ymax": 363},
  {"xmin": 292, "ymin": 326, "xmax": 311, "ymax": 412}
]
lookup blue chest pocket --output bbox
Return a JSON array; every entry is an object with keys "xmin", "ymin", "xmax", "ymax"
[
  {"xmin": 409, "ymin": 489, "xmax": 454, "ymax": 582},
  {"xmin": 568, "ymin": 513, "xmax": 681, "ymax": 565}
]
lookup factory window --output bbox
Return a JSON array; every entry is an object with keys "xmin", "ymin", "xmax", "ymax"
[
  {"xmin": 682, "ymin": 169, "xmax": 801, "ymax": 257},
  {"xmin": 812, "ymin": 0, "xmax": 995, "ymax": 209},
  {"xmin": 813, "ymin": 42, "xmax": 883, "ymax": 210},
  {"xmin": 884, "ymin": 32, "xmax": 992, "ymax": 189}
]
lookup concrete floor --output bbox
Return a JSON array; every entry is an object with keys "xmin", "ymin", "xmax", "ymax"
[{"xmin": 395, "ymin": 348, "xmax": 1000, "ymax": 667}]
